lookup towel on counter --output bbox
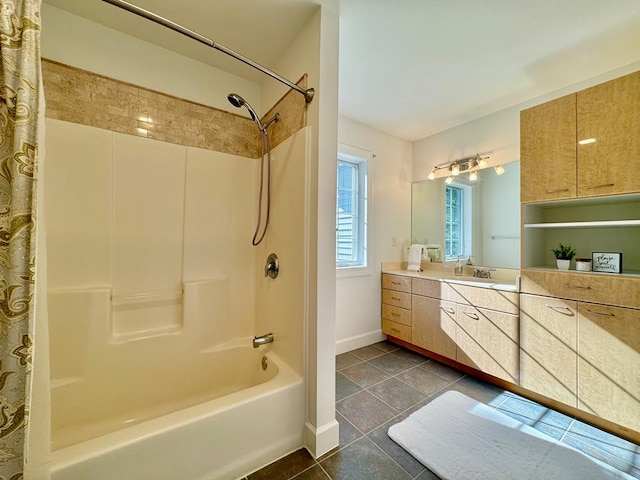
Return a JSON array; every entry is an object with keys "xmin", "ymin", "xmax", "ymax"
[{"xmin": 407, "ymin": 244, "xmax": 425, "ymax": 272}]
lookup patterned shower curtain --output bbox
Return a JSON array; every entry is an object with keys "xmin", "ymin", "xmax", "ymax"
[{"xmin": 0, "ymin": 0, "xmax": 42, "ymax": 477}]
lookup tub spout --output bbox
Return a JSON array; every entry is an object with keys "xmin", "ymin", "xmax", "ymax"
[{"xmin": 253, "ymin": 333, "xmax": 274, "ymax": 348}]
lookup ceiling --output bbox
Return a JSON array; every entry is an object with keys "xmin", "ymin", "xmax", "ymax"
[{"xmin": 44, "ymin": 0, "xmax": 640, "ymax": 142}]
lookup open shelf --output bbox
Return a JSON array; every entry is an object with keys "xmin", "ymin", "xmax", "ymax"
[
  {"xmin": 524, "ymin": 266, "xmax": 640, "ymax": 277},
  {"xmin": 522, "ymin": 195, "xmax": 640, "ymax": 272},
  {"xmin": 524, "ymin": 219, "xmax": 640, "ymax": 229}
]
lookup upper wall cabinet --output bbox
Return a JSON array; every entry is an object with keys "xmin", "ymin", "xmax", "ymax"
[
  {"xmin": 521, "ymin": 94, "xmax": 577, "ymax": 203},
  {"xmin": 521, "ymin": 70, "xmax": 640, "ymax": 203},
  {"xmin": 577, "ymin": 71, "xmax": 640, "ymax": 198}
]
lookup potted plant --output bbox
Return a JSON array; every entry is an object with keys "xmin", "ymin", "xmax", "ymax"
[{"xmin": 551, "ymin": 243, "xmax": 576, "ymax": 270}]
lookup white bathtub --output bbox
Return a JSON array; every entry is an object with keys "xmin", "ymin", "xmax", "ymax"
[{"xmin": 51, "ymin": 348, "xmax": 305, "ymax": 480}]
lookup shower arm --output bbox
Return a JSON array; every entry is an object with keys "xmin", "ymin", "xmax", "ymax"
[{"xmin": 101, "ymin": 0, "xmax": 315, "ymax": 103}]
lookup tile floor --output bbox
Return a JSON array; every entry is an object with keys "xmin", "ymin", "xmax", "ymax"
[{"xmin": 246, "ymin": 341, "xmax": 640, "ymax": 480}]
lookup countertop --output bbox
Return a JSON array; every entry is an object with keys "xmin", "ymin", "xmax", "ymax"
[{"xmin": 382, "ymin": 267, "xmax": 520, "ymax": 292}]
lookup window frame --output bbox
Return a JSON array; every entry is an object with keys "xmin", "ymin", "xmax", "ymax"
[
  {"xmin": 336, "ymin": 146, "xmax": 372, "ymax": 277},
  {"xmin": 444, "ymin": 182, "xmax": 473, "ymax": 262}
]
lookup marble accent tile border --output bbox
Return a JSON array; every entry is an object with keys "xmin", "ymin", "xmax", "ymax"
[{"xmin": 42, "ymin": 59, "xmax": 307, "ymax": 158}]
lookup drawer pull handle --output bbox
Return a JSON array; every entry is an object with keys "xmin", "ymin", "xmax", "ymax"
[
  {"xmin": 440, "ymin": 306, "xmax": 455, "ymax": 315},
  {"xmin": 391, "ymin": 281, "xmax": 401, "ymax": 285},
  {"xmin": 585, "ymin": 308, "xmax": 615, "ymax": 317},
  {"xmin": 391, "ymin": 328, "xmax": 400, "ymax": 333},
  {"xmin": 391, "ymin": 312, "xmax": 400, "ymax": 317},
  {"xmin": 545, "ymin": 188, "xmax": 570, "ymax": 194},
  {"xmin": 586, "ymin": 183, "xmax": 615, "ymax": 190},
  {"xmin": 545, "ymin": 304, "xmax": 575, "ymax": 316},
  {"xmin": 463, "ymin": 311, "xmax": 480, "ymax": 320},
  {"xmin": 391, "ymin": 296, "xmax": 401, "ymax": 301},
  {"xmin": 565, "ymin": 284, "xmax": 591, "ymax": 290}
]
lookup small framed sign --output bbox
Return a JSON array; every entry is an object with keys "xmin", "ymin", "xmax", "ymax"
[{"xmin": 592, "ymin": 252, "xmax": 622, "ymax": 273}]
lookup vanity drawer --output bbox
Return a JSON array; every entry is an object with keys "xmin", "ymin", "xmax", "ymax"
[
  {"xmin": 411, "ymin": 277, "xmax": 442, "ymax": 298},
  {"xmin": 382, "ymin": 319, "xmax": 411, "ymax": 342},
  {"xmin": 442, "ymin": 283, "xmax": 519, "ymax": 315},
  {"xmin": 382, "ymin": 289, "xmax": 411, "ymax": 309},
  {"xmin": 382, "ymin": 273, "xmax": 411, "ymax": 293},
  {"xmin": 521, "ymin": 270, "xmax": 640, "ymax": 308},
  {"xmin": 382, "ymin": 304, "xmax": 411, "ymax": 326}
]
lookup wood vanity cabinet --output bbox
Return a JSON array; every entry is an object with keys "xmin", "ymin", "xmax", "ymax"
[
  {"xmin": 519, "ymin": 293, "xmax": 578, "ymax": 407},
  {"xmin": 408, "ymin": 277, "xmax": 519, "ymax": 383},
  {"xmin": 411, "ymin": 294, "xmax": 457, "ymax": 359},
  {"xmin": 577, "ymin": 71, "xmax": 640, "ymax": 198},
  {"xmin": 578, "ymin": 303, "xmax": 640, "ymax": 433},
  {"xmin": 520, "ymin": 93, "xmax": 577, "ymax": 203},
  {"xmin": 455, "ymin": 305, "xmax": 519, "ymax": 383},
  {"xmin": 520, "ymin": 272, "xmax": 640, "ymax": 434},
  {"xmin": 381, "ymin": 274, "xmax": 412, "ymax": 342},
  {"xmin": 521, "ymin": 70, "xmax": 640, "ymax": 203}
]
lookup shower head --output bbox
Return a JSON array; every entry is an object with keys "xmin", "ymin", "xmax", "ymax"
[
  {"xmin": 227, "ymin": 93, "xmax": 245, "ymax": 109},
  {"xmin": 227, "ymin": 93, "xmax": 261, "ymax": 129}
]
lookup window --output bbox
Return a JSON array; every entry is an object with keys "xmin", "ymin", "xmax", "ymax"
[
  {"xmin": 336, "ymin": 153, "xmax": 368, "ymax": 268},
  {"xmin": 444, "ymin": 183, "xmax": 472, "ymax": 261},
  {"xmin": 445, "ymin": 185, "xmax": 463, "ymax": 259}
]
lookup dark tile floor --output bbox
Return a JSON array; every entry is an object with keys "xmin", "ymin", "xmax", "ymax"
[{"xmin": 246, "ymin": 341, "xmax": 640, "ymax": 480}]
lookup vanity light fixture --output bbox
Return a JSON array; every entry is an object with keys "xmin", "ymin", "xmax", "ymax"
[
  {"xmin": 427, "ymin": 153, "xmax": 491, "ymax": 181},
  {"xmin": 494, "ymin": 165, "xmax": 505, "ymax": 175},
  {"xmin": 445, "ymin": 175, "xmax": 454, "ymax": 185}
]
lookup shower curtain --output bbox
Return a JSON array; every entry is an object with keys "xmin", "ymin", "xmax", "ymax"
[{"xmin": 0, "ymin": 0, "xmax": 43, "ymax": 477}]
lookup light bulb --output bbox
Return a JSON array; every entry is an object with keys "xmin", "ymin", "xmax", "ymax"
[
  {"xmin": 445, "ymin": 175, "xmax": 454, "ymax": 185},
  {"xmin": 477, "ymin": 158, "xmax": 488, "ymax": 169},
  {"xmin": 428, "ymin": 169, "xmax": 436, "ymax": 180},
  {"xmin": 451, "ymin": 164, "xmax": 460, "ymax": 176},
  {"xmin": 469, "ymin": 170, "xmax": 478, "ymax": 181},
  {"xmin": 494, "ymin": 164, "xmax": 505, "ymax": 175}
]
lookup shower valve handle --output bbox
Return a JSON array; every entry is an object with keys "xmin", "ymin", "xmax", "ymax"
[{"xmin": 265, "ymin": 253, "xmax": 279, "ymax": 279}]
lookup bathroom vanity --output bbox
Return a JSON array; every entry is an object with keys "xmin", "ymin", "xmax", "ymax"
[
  {"xmin": 387, "ymin": 68, "xmax": 640, "ymax": 444},
  {"xmin": 382, "ymin": 267, "xmax": 520, "ymax": 384}
]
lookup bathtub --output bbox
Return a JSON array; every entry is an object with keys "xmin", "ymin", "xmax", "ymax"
[{"xmin": 51, "ymin": 346, "xmax": 305, "ymax": 480}]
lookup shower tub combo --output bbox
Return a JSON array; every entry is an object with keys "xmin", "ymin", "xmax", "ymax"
[
  {"xmin": 46, "ymin": 117, "xmax": 310, "ymax": 478},
  {"xmin": 46, "ymin": 3, "xmax": 312, "ymax": 476},
  {"xmin": 51, "ymin": 340, "xmax": 304, "ymax": 480}
]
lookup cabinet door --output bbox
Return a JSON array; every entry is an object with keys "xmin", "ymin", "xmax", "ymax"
[
  {"xmin": 520, "ymin": 94, "xmax": 577, "ymax": 203},
  {"xmin": 412, "ymin": 295, "xmax": 457, "ymax": 360},
  {"xmin": 519, "ymin": 294, "xmax": 578, "ymax": 407},
  {"xmin": 577, "ymin": 71, "xmax": 640, "ymax": 197},
  {"xmin": 382, "ymin": 273, "xmax": 411, "ymax": 293},
  {"xmin": 456, "ymin": 305, "xmax": 519, "ymax": 383},
  {"xmin": 578, "ymin": 303, "xmax": 640, "ymax": 432}
]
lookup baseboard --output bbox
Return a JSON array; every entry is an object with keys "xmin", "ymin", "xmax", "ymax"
[
  {"xmin": 304, "ymin": 419, "xmax": 339, "ymax": 459},
  {"xmin": 335, "ymin": 330, "xmax": 385, "ymax": 355}
]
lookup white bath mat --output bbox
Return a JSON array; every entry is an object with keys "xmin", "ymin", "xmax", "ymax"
[{"xmin": 388, "ymin": 390, "xmax": 635, "ymax": 480}]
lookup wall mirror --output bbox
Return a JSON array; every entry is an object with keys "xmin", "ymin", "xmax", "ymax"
[{"xmin": 411, "ymin": 161, "xmax": 520, "ymax": 269}]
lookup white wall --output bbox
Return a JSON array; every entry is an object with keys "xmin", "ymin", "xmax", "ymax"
[
  {"xmin": 41, "ymin": 4, "xmax": 262, "ymax": 115},
  {"xmin": 336, "ymin": 116, "xmax": 412, "ymax": 354},
  {"xmin": 266, "ymin": 5, "xmax": 341, "ymax": 457}
]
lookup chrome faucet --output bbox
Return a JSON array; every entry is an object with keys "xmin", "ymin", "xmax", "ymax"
[
  {"xmin": 473, "ymin": 267, "xmax": 496, "ymax": 279},
  {"xmin": 253, "ymin": 332, "xmax": 274, "ymax": 348},
  {"xmin": 264, "ymin": 253, "xmax": 279, "ymax": 278}
]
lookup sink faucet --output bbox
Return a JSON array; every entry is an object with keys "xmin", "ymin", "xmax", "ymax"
[
  {"xmin": 253, "ymin": 332, "xmax": 274, "ymax": 348},
  {"xmin": 473, "ymin": 267, "xmax": 496, "ymax": 279}
]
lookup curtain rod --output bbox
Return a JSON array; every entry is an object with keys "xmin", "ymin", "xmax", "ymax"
[{"xmin": 102, "ymin": 0, "xmax": 315, "ymax": 103}]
